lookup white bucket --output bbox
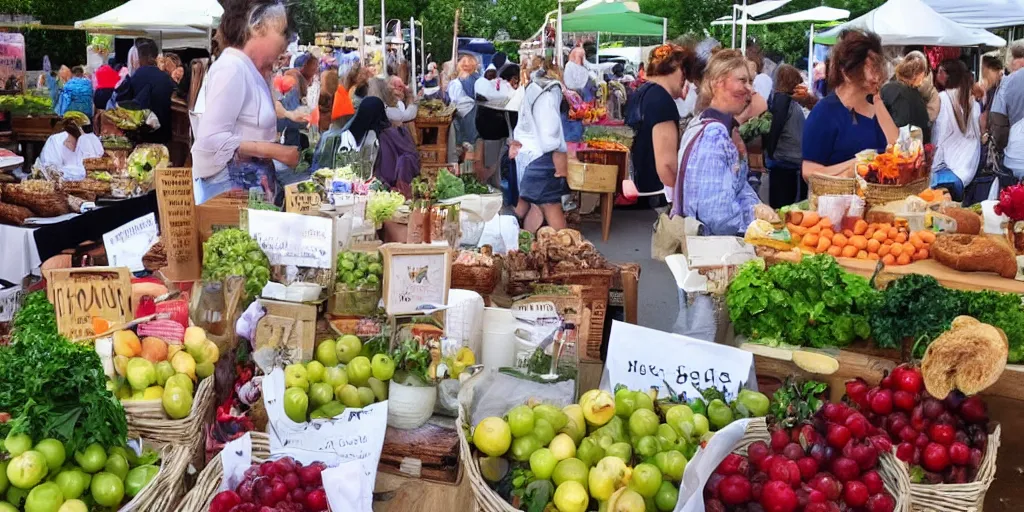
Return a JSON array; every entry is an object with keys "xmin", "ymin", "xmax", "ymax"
[
  {"xmin": 481, "ymin": 307, "xmax": 516, "ymax": 368},
  {"xmin": 387, "ymin": 381, "xmax": 437, "ymax": 429}
]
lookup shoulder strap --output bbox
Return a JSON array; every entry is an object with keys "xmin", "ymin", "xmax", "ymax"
[{"xmin": 672, "ymin": 118, "xmax": 723, "ymax": 215}]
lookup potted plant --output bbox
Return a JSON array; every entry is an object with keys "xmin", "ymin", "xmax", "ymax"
[{"xmin": 386, "ymin": 338, "xmax": 439, "ymax": 429}]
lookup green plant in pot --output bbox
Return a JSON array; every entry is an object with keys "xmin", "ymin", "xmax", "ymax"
[{"xmin": 387, "ymin": 338, "xmax": 439, "ymax": 429}]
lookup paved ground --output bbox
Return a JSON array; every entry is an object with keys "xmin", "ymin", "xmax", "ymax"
[{"xmin": 577, "ymin": 207, "xmax": 679, "ymax": 332}]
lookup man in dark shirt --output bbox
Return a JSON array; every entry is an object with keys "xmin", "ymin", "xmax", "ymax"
[{"xmin": 130, "ymin": 38, "xmax": 177, "ymax": 144}]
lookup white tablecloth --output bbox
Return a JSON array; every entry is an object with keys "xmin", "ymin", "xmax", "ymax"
[{"xmin": 0, "ymin": 224, "xmax": 40, "ymax": 283}]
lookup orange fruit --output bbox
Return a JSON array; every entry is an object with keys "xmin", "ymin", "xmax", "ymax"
[
  {"xmin": 920, "ymin": 231, "xmax": 936, "ymax": 244},
  {"xmin": 842, "ymin": 229, "xmax": 855, "ymax": 238},
  {"xmin": 897, "ymin": 253, "xmax": 912, "ymax": 265},
  {"xmin": 817, "ymin": 237, "xmax": 832, "ymax": 253},
  {"xmin": 887, "ymin": 227, "xmax": 899, "ymax": 239},
  {"xmin": 827, "ymin": 245, "xmax": 843, "ymax": 257},
  {"xmin": 871, "ymin": 230, "xmax": 887, "ymax": 242},
  {"xmin": 882, "ymin": 254, "xmax": 896, "ymax": 265},
  {"xmin": 914, "ymin": 248, "xmax": 929, "ymax": 260},
  {"xmin": 857, "ymin": 250, "xmax": 868, "ymax": 259},
  {"xmin": 865, "ymin": 227, "xmax": 876, "ymax": 239},
  {"xmin": 890, "ymin": 242, "xmax": 904, "ymax": 257},
  {"xmin": 866, "ymin": 239, "xmax": 881, "ymax": 253},
  {"xmin": 879, "ymin": 244, "xmax": 891, "ymax": 257},
  {"xmin": 821, "ymin": 229, "xmax": 835, "ymax": 240},
  {"xmin": 853, "ymin": 219, "xmax": 868, "ymax": 235},
  {"xmin": 841, "ymin": 245, "xmax": 859, "ymax": 258},
  {"xmin": 868, "ymin": 252, "xmax": 880, "ymax": 260},
  {"xmin": 803, "ymin": 233, "xmax": 820, "ymax": 247},
  {"xmin": 833, "ymin": 234, "xmax": 849, "ymax": 248},
  {"xmin": 850, "ymin": 235, "xmax": 868, "ymax": 250},
  {"xmin": 894, "ymin": 232, "xmax": 908, "ymax": 244},
  {"xmin": 909, "ymin": 233, "xmax": 924, "ymax": 250}
]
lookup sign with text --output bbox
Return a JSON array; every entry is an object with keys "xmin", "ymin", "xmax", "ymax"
[
  {"xmin": 263, "ymin": 368, "xmax": 386, "ymax": 487},
  {"xmin": 248, "ymin": 209, "xmax": 333, "ymax": 269},
  {"xmin": 0, "ymin": 33, "xmax": 25, "ymax": 94},
  {"xmin": 379, "ymin": 244, "xmax": 452, "ymax": 316},
  {"xmin": 46, "ymin": 267, "xmax": 133, "ymax": 339},
  {"xmin": 284, "ymin": 184, "xmax": 323, "ymax": 215},
  {"xmin": 599, "ymin": 321, "xmax": 756, "ymax": 401},
  {"xmin": 103, "ymin": 213, "xmax": 158, "ymax": 272},
  {"xmin": 154, "ymin": 168, "xmax": 200, "ymax": 281}
]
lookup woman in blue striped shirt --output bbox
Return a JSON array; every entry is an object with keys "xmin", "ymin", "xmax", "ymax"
[{"xmin": 675, "ymin": 49, "xmax": 777, "ymax": 235}]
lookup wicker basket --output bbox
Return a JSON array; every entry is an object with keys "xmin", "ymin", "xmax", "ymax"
[
  {"xmin": 123, "ymin": 377, "xmax": 216, "ymax": 466},
  {"xmin": 126, "ymin": 444, "xmax": 193, "ymax": 512},
  {"xmin": 176, "ymin": 432, "xmax": 272, "ymax": 512},
  {"xmin": 542, "ymin": 268, "xmax": 615, "ymax": 361},
  {"xmin": 452, "ymin": 264, "xmax": 498, "ymax": 296},
  {"xmin": 808, "ymin": 173, "xmax": 858, "ymax": 208},
  {"xmin": 863, "ymin": 176, "xmax": 930, "ymax": 209},
  {"xmin": 567, "ymin": 159, "xmax": 618, "ymax": 193},
  {"xmin": 881, "ymin": 424, "xmax": 1001, "ymax": 512},
  {"xmin": 458, "ymin": 404, "xmax": 519, "ymax": 512},
  {"xmin": 417, "ymin": 105, "xmax": 456, "ymax": 125}
]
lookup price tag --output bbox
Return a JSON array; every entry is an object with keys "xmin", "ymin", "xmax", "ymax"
[
  {"xmin": 154, "ymin": 167, "xmax": 200, "ymax": 280},
  {"xmin": 263, "ymin": 368, "xmax": 386, "ymax": 486},
  {"xmin": 46, "ymin": 267, "xmax": 133, "ymax": 339},
  {"xmin": 599, "ymin": 321, "xmax": 756, "ymax": 401},
  {"xmin": 103, "ymin": 213, "xmax": 159, "ymax": 272},
  {"xmin": 284, "ymin": 184, "xmax": 322, "ymax": 215},
  {"xmin": 247, "ymin": 209, "xmax": 334, "ymax": 269}
]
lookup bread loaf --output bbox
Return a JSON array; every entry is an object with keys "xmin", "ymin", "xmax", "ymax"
[
  {"xmin": 0, "ymin": 202, "xmax": 31, "ymax": 226},
  {"xmin": 940, "ymin": 206, "xmax": 982, "ymax": 234},
  {"xmin": 922, "ymin": 316, "xmax": 1008, "ymax": 398},
  {"xmin": 931, "ymin": 234, "xmax": 1018, "ymax": 278}
]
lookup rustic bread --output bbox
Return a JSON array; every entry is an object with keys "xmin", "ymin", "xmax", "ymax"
[
  {"xmin": 939, "ymin": 206, "xmax": 982, "ymax": 234},
  {"xmin": 931, "ymin": 233, "xmax": 1018, "ymax": 278},
  {"xmin": 922, "ymin": 316, "xmax": 1008, "ymax": 398}
]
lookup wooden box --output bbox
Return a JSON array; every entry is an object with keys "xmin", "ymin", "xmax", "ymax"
[{"xmin": 253, "ymin": 299, "xmax": 317, "ymax": 364}]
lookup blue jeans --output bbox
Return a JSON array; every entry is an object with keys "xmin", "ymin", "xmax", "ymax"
[{"xmin": 931, "ymin": 166, "xmax": 964, "ymax": 201}]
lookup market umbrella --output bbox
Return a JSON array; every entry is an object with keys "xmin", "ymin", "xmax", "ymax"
[{"xmin": 813, "ymin": 0, "xmax": 1006, "ymax": 47}]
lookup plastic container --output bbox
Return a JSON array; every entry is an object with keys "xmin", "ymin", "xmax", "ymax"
[
  {"xmin": 480, "ymin": 307, "xmax": 516, "ymax": 368},
  {"xmin": 387, "ymin": 380, "xmax": 437, "ymax": 429},
  {"xmin": 444, "ymin": 289, "xmax": 485, "ymax": 355}
]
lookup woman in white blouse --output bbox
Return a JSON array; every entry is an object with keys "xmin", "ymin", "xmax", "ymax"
[
  {"xmin": 36, "ymin": 115, "xmax": 103, "ymax": 181},
  {"xmin": 931, "ymin": 59, "xmax": 981, "ymax": 200},
  {"xmin": 509, "ymin": 60, "xmax": 568, "ymax": 232},
  {"xmin": 190, "ymin": 0, "xmax": 299, "ymax": 205}
]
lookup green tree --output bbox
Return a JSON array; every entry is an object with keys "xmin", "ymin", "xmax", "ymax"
[
  {"xmin": 638, "ymin": 0, "xmax": 732, "ymax": 40},
  {"xmin": 0, "ymin": 0, "xmax": 125, "ymax": 69}
]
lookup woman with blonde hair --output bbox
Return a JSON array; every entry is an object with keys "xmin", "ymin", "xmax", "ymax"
[
  {"xmin": 881, "ymin": 51, "xmax": 932, "ymax": 141},
  {"xmin": 675, "ymin": 49, "xmax": 776, "ymax": 235},
  {"xmin": 447, "ymin": 53, "xmax": 482, "ymax": 150}
]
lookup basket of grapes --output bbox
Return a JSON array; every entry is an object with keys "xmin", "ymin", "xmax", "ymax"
[{"xmin": 328, "ymin": 249, "xmax": 385, "ymax": 316}]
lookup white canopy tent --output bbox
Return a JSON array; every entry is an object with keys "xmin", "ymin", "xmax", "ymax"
[
  {"xmin": 920, "ymin": 0, "xmax": 1024, "ymax": 29},
  {"xmin": 814, "ymin": 0, "xmax": 1006, "ymax": 47},
  {"xmin": 713, "ymin": 0, "xmax": 791, "ymax": 51},
  {"xmin": 75, "ymin": 0, "xmax": 222, "ymax": 49}
]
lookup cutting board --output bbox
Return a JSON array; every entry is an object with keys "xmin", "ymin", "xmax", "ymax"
[{"xmin": 837, "ymin": 258, "xmax": 1024, "ymax": 294}]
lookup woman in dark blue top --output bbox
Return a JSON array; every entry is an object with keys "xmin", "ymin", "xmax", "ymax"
[{"xmin": 802, "ymin": 30, "xmax": 898, "ymax": 180}]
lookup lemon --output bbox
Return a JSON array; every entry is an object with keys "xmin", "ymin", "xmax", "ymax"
[{"xmin": 473, "ymin": 417, "xmax": 511, "ymax": 457}]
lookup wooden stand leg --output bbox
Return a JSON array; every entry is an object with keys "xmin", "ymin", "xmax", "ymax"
[
  {"xmin": 623, "ymin": 270, "xmax": 638, "ymax": 324},
  {"xmin": 601, "ymin": 191, "xmax": 613, "ymax": 242}
]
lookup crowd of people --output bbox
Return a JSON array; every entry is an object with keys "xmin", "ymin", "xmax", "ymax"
[{"xmin": 29, "ymin": 0, "xmax": 1024, "ymax": 240}]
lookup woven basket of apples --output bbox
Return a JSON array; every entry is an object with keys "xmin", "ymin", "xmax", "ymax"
[
  {"xmin": 176, "ymin": 432, "xmax": 278, "ymax": 512},
  {"xmin": 844, "ymin": 365, "xmax": 1000, "ymax": 512}
]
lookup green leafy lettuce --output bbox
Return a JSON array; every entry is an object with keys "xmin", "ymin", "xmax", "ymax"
[
  {"xmin": 0, "ymin": 292, "xmax": 128, "ymax": 452},
  {"xmin": 201, "ymin": 228, "xmax": 272, "ymax": 301},
  {"xmin": 869, "ymin": 274, "xmax": 964, "ymax": 352},
  {"xmin": 726, "ymin": 255, "xmax": 879, "ymax": 348},
  {"xmin": 434, "ymin": 169, "xmax": 465, "ymax": 200}
]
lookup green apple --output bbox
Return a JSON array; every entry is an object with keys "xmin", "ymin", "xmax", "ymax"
[
  {"xmin": 337, "ymin": 384, "xmax": 362, "ymax": 408},
  {"xmin": 367, "ymin": 378, "xmax": 388, "ymax": 401},
  {"xmin": 370, "ymin": 354, "xmax": 395, "ymax": 381},
  {"xmin": 103, "ymin": 453, "xmax": 129, "ymax": 481},
  {"xmin": 345, "ymin": 356, "xmax": 372, "ymax": 387},
  {"xmin": 4, "ymin": 433, "xmax": 32, "ymax": 457},
  {"xmin": 324, "ymin": 366, "xmax": 348, "ymax": 389},
  {"xmin": 309, "ymin": 383, "xmax": 334, "ymax": 409},
  {"xmin": 73, "ymin": 444, "xmax": 107, "ymax": 474},
  {"xmin": 32, "ymin": 440, "xmax": 65, "ymax": 472},
  {"xmin": 283, "ymin": 387, "xmax": 309, "ymax": 423},
  {"xmin": 284, "ymin": 364, "xmax": 309, "ymax": 392},
  {"xmin": 305, "ymin": 361, "xmax": 326, "ymax": 384},
  {"xmin": 529, "ymin": 448, "xmax": 557, "ymax": 480},
  {"xmin": 55, "ymin": 470, "xmax": 90, "ymax": 500},
  {"xmin": 628, "ymin": 463, "xmax": 662, "ymax": 498},
  {"xmin": 335, "ymin": 335, "xmax": 362, "ymax": 364},
  {"xmin": 24, "ymin": 481, "xmax": 63, "ymax": 512},
  {"xmin": 357, "ymin": 387, "xmax": 375, "ymax": 407},
  {"xmin": 315, "ymin": 339, "xmax": 339, "ymax": 367},
  {"xmin": 506, "ymin": 405, "xmax": 535, "ymax": 438}
]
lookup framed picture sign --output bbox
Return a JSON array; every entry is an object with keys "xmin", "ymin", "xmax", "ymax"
[{"xmin": 378, "ymin": 243, "xmax": 452, "ymax": 316}]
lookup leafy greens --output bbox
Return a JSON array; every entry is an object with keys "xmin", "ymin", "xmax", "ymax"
[
  {"xmin": 201, "ymin": 228, "xmax": 272, "ymax": 301},
  {"xmin": 0, "ymin": 292, "xmax": 128, "ymax": 452},
  {"xmin": 869, "ymin": 274, "xmax": 964, "ymax": 352},
  {"xmin": 726, "ymin": 255, "xmax": 879, "ymax": 348}
]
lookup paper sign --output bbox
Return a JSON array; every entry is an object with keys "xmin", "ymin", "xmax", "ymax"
[
  {"xmin": 678, "ymin": 419, "xmax": 756, "ymax": 511},
  {"xmin": 0, "ymin": 33, "xmax": 26, "ymax": 94},
  {"xmin": 0, "ymin": 286, "xmax": 23, "ymax": 323},
  {"xmin": 284, "ymin": 184, "xmax": 323, "ymax": 215},
  {"xmin": 247, "ymin": 209, "xmax": 333, "ymax": 269},
  {"xmin": 263, "ymin": 369, "xmax": 387, "ymax": 485},
  {"xmin": 219, "ymin": 432, "xmax": 253, "ymax": 492},
  {"xmin": 154, "ymin": 168, "xmax": 200, "ymax": 280},
  {"xmin": 46, "ymin": 267, "xmax": 133, "ymax": 339},
  {"xmin": 103, "ymin": 213, "xmax": 159, "ymax": 272},
  {"xmin": 380, "ymin": 244, "xmax": 452, "ymax": 316},
  {"xmin": 599, "ymin": 321, "xmax": 756, "ymax": 401},
  {"xmin": 323, "ymin": 461, "xmax": 373, "ymax": 512}
]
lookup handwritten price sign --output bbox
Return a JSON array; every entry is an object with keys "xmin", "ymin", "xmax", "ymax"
[
  {"xmin": 599, "ymin": 321, "xmax": 756, "ymax": 401},
  {"xmin": 248, "ymin": 209, "xmax": 334, "ymax": 269}
]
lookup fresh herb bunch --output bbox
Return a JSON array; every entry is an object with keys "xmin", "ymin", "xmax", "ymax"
[
  {"xmin": 366, "ymin": 190, "xmax": 405, "ymax": 225},
  {"xmin": 391, "ymin": 338, "xmax": 433, "ymax": 385},
  {"xmin": 727, "ymin": 255, "xmax": 879, "ymax": 348},
  {"xmin": 434, "ymin": 169, "xmax": 465, "ymax": 200},
  {"xmin": 201, "ymin": 228, "xmax": 272, "ymax": 301},
  {"xmin": 869, "ymin": 274, "xmax": 962, "ymax": 352},
  {"xmin": 769, "ymin": 379, "xmax": 828, "ymax": 429},
  {"xmin": 0, "ymin": 292, "xmax": 128, "ymax": 452},
  {"xmin": 739, "ymin": 111, "xmax": 772, "ymax": 142},
  {"xmin": 460, "ymin": 173, "xmax": 490, "ymax": 195}
]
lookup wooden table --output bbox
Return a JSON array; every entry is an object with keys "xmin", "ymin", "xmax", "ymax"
[
  {"xmin": 745, "ymin": 343, "xmax": 1024, "ymax": 509},
  {"xmin": 373, "ymin": 467, "xmax": 473, "ymax": 511},
  {"xmin": 836, "ymin": 257, "xmax": 1024, "ymax": 294}
]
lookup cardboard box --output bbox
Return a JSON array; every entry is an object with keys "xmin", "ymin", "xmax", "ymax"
[
  {"xmin": 196, "ymin": 194, "xmax": 247, "ymax": 245},
  {"xmin": 254, "ymin": 299, "xmax": 318, "ymax": 364}
]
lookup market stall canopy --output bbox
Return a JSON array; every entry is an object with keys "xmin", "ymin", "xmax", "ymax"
[
  {"xmin": 813, "ymin": 0, "xmax": 1006, "ymax": 47},
  {"xmin": 561, "ymin": 2, "xmax": 666, "ymax": 36},
  {"xmin": 711, "ymin": 5, "xmax": 849, "ymax": 25},
  {"xmin": 711, "ymin": 0, "xmax": 792, "ymax": 24},
  {"xmin": 921, "ymin": 0, "xmax": 1024, "ymax": 29},
  {"xmin": 574, "ymin": 0, "xmax": 641, "ymax": 14},
  {"xmin": 75, "ymin": 0, "xmax": 222, "ymax": 49}
]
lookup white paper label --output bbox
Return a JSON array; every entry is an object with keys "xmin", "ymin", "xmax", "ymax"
[
  {"xmin": 247, "ymin": 209, "xmax": 333, "ymax": 269},
  {"xmin": 600, "ymin": 321, "xmax": 756, "ymax": 401},
  {"xmin": 263, "ymin": 369, "xmax": 386, "ymax": 486},
  {"xmin": 323, "ymin": 461, "xmax": 374, "ymax": 512},
  {"xmin": 102, "ymin": 213, "xmax": 159, "ymax": 272},
  {"xmin": 219, "ymin": 432, "xmax": 253, "ymax": 492}
]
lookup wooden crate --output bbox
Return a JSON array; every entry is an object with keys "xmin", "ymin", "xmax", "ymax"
[
  {"xmin": 11, "ymin": 115, "xmax": 60, "ymax": 142},
  {"xmin": 416, "ymin": 119, "xmax": 452, "ymax": 165}
]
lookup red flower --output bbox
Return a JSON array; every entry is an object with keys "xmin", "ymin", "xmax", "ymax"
[{"xmin": 995, "ymin": 184, "xmax": 1024, "ymax": 222}]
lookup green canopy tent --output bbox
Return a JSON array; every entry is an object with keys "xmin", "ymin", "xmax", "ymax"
[{"xmin": 560, "ymin": 2, "xmax": 666, "ymax": 36}]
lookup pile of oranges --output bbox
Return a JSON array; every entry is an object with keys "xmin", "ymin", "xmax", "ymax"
[{"xmin": 786, "ymin": 212, "xmax": 936, "ymax": 266}]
